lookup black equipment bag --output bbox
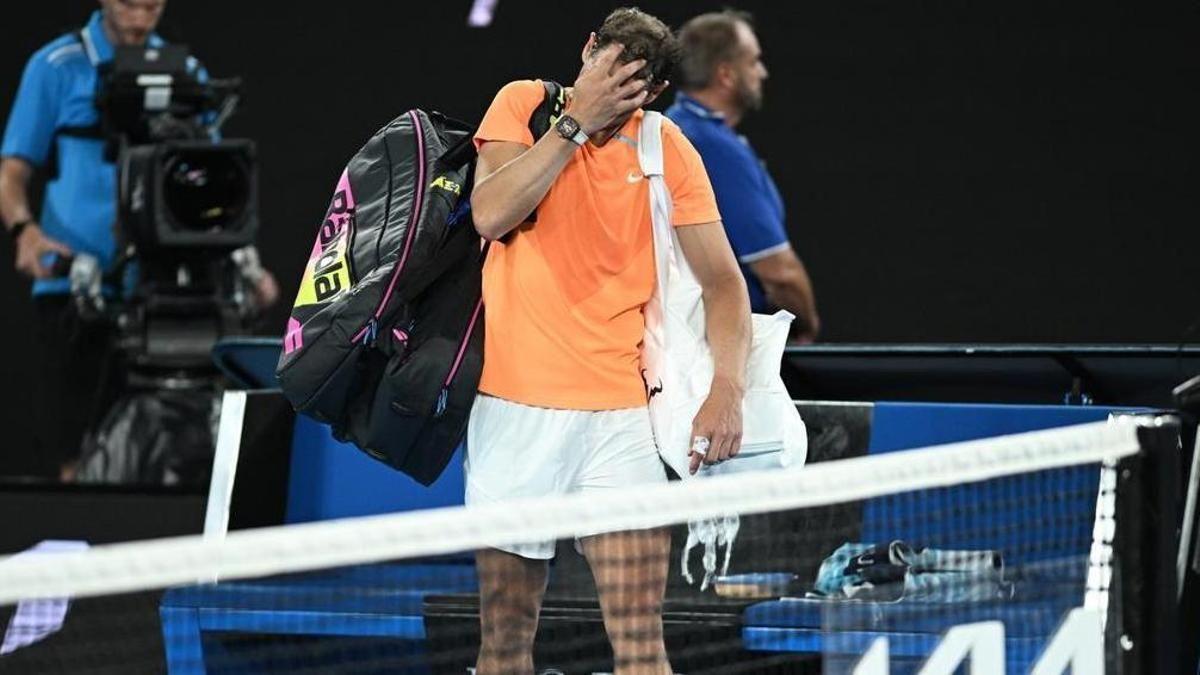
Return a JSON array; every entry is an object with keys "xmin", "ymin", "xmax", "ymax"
[{"xmin": 277, "ymin": 82, "xmax": 565, "ymax": 485}]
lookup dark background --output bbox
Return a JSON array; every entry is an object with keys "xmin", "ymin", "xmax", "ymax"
[{"xmin": 0, "ymin": 1, "xmax": 1196, "ymax": 470}]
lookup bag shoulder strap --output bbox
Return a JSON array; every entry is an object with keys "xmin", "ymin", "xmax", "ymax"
[
  {"xmin": 513, "ymin": 80, "xmax": 566, "ymax": 229},
  {"xmin": 639, "ymin": 111, "xmax": 669, "ymax": 230},
  {"xmin": 432, "ymin": 111, "xmax": 479, "ymax": 172},
  {"xmin": 638, "ymin": 111, "xmax": 673, "ymax": 305},
  {"xmin": 638, "ymin": 110, "xmax": 665, "ymax": 177},
  {"xmin": 528, "ymin": 80, "xmax": 566, "ymax": 141}
]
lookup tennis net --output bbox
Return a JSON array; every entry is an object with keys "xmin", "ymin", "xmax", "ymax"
[{"xmin": 0, "ymin": 417, "xmax": 1181, "ymax": 675}]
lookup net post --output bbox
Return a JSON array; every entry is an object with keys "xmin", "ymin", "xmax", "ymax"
[
  {"xmin": 1177, "ymin": 421, "xmax": 1200, "ymax": 675},
  {"xmin": 1112, "ymin": 416, "xmax": 1183, "ymax": 674}
]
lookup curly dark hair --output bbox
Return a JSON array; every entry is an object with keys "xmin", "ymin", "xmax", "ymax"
[{"xmin": 592, "ymin": 7, "xmax": 681, "ymax": 87}]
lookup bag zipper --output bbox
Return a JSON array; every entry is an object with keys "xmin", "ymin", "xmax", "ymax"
[
  {"xmin": 354, "ymin": 109, "xmax": 427, "ymax": 345},
  {"xmin": 435, "ymin": 298, "xmax": 483, "ymax": 416},
  {"xmin": 344, "ymin": 208, "xmax": 359, "ymax": 285}
]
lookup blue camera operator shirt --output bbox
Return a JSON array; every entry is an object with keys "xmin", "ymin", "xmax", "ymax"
[
  {"xmin": 1, "ymin": 11, "xmax": 203, "ymax": 296},
  {"xmin": 665, "ymin": 93, "xmax": 791, "ymax": 313}
]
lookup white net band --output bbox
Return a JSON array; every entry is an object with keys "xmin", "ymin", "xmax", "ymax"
[{"xmin": 0, "ymin": 418, "xmax": 1140, "ymax": 605}]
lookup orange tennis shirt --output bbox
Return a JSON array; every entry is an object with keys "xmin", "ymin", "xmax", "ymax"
[{"xmin": 473, "ymin": 80, "xmax": 721, "ymax": 410}]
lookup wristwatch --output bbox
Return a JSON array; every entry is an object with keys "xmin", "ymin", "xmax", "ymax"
[{"xmin": 554, "ymin": 115, "xmax": 588, "ymax": 146}]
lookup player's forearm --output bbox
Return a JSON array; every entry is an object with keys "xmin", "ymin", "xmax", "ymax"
[
  {"xmin": 703, "ymin": 273, "xmax": 752, "ymax": 393},
  {"xmin": 0, "ymin": 158, "xmax": 35, "ymax": 228},
  {"xmin": 471, "ymin": 135, "xmax": 578, "ymax": 240}
]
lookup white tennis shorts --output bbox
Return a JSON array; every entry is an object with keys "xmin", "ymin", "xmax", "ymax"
[{"xmin": 464, "ymin": 394, "xmax": 669, "ymax": 559}]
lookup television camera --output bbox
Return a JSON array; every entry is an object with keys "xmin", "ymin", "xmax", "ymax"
[
  {"xmin": 73, "ymin": 42, "xmax": 262, "ymax": 376},
  {"xmin": 72, "ymin": 43, "xmax": 264, "ymax": 484}
]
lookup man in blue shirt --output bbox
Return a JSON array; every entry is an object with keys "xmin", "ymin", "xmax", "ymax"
[
  {"xmin": 667, "ymin": 11, "xmax": 820, "ymax": 342},
  {"xmin": 1, "ymin": 1, "xmax": 276, "ymax": 479}
]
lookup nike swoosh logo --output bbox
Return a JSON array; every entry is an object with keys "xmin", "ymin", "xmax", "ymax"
[{"xmin": 626, "ymin": 171, "xmax": 644, "ymax": 183}]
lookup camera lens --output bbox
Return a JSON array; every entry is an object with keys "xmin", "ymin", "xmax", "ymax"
[{"xmin": 162, "ymin": 150, "xmax": 248, "ymax": 232}]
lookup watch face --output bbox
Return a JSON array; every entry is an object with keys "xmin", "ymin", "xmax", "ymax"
[{"xmin": 557, "ymin": 115, "xmax": 580, "ymax": 138}]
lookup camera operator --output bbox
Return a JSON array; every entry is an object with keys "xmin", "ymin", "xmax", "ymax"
[{"xmin": 0, "ymin": 0, "xmax": 278, "ymax": 481}]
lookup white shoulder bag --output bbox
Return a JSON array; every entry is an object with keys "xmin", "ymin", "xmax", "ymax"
[{"xmin": 638, "ymin": 111, "xmax": 808, "ymax": 588}]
